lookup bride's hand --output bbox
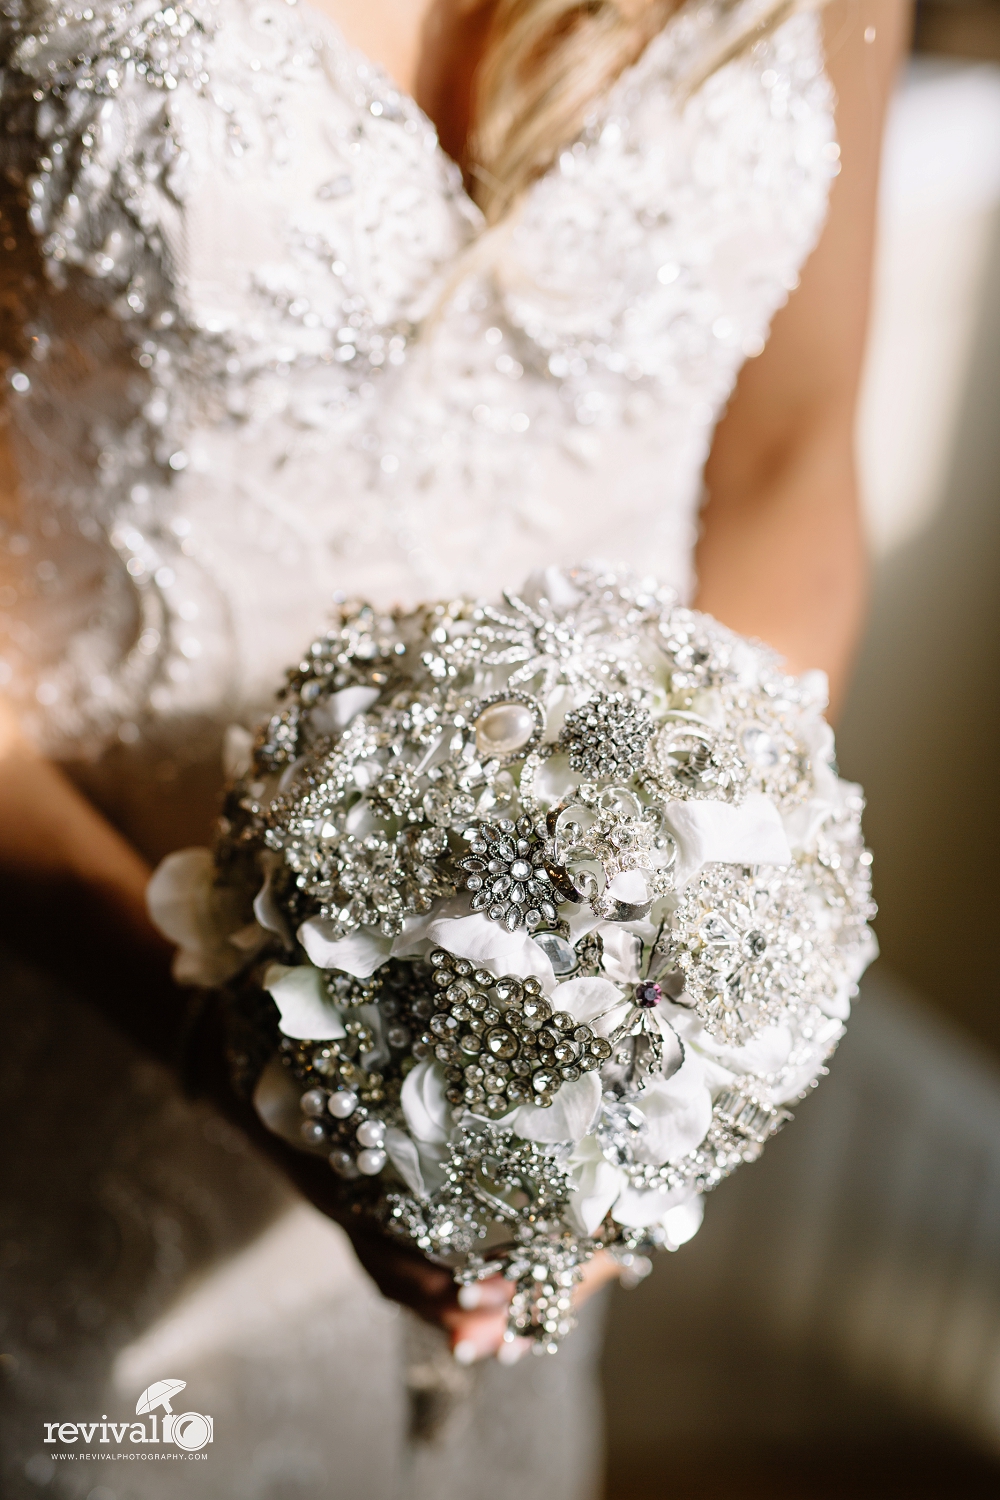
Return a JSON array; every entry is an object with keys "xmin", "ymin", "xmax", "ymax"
[
  {"xmin": 204, "ymin": 1036, "xmax": 623, "ymax": 1362},
  {"xmin": 342, "ymin": 1220, "xmax": 622, "ymax": 1363}
]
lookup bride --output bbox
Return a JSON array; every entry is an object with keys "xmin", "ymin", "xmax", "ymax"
[{"xmin": 0, "ymin": 0, "xmax": 906, "ymax": 1493}]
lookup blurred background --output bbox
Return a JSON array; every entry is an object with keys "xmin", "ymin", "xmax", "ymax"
[{"xmin": 602, "ymin": 3, "xmax": 1000, "ymax": 1494}]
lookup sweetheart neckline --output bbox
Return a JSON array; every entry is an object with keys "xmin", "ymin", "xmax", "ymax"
[{"xmin": 285, "ymin": 0, "xmax": 707, "ymax": 225}]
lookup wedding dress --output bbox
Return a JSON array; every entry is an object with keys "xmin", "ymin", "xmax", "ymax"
[{"xmin": 0, "ymin": 1, "xmax": 836, "ymax": 1494}]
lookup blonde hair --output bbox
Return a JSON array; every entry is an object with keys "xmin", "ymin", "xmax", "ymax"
[{"xmin": 468, "ymin": 0, "xmax": 804, "ymax": 223}]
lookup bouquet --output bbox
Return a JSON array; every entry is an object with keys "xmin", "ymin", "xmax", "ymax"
[{"xmin": 150, "ymin": 566, "xmax": 875, "ymax": 1353}]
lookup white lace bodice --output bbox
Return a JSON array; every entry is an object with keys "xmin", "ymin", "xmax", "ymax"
[{"xmin": 0, "ymin": 0, "xmax": 836, "ymax": 797}]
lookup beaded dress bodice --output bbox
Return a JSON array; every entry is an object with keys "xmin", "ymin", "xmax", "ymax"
[{"xmin": 0, "ymin": 0, "xmax": 835, "ymax": 845}]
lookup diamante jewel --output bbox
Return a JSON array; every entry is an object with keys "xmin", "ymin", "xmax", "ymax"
[
  {"xmin": 559, "ymin": 694, "xmax": 655, "ymax": 780},
  {"xmin": 458, "ymin": 818, "xmax": 557, "ymax": 931},
  {"xmin": 406, "ymin": 950, "xmax": 611, "ymax": 1115}
]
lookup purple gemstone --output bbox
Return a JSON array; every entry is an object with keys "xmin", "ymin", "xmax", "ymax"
[{"xmin": 635, "ymin": 981, "xmax": 662, "ymax": 1009}]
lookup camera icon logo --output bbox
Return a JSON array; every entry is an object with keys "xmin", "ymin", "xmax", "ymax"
[
  {"xmin": 162, "ymin": 1411, "xmax": 214, "ymax": 1451},
  {"xmin": 135, "ymin": 1381, "xmax": 214, "ymax": 1451}
]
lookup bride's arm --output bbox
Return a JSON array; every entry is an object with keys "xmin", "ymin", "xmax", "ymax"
[
  {"xmin": 696, "ymin": 0, "xmax": 911, "ymax": 718},
  {"xmin": 0, "ymin": 705, "xmax": 522, "ymax": 1349},
  {"xmin": 0, "ymin": 705, "xmax": 181, "ymax": 1054}
]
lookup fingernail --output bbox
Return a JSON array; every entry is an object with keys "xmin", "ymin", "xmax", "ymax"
[
  {"xmin": 453, "ymin": 1339, "xmax": 482, "ymax": 1366},
  {"xmin": 458, "ymin": 1279, "xmax": 509, "ymax": 1311},
  {"xmin": 496, "ymin": 1337, "xmax": 530, "ymax": 1366}
]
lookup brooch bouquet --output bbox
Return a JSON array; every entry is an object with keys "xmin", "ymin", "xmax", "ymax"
[{"xmin": 149, "ymin": 566, "xmax": 875, "ymax": 1353}]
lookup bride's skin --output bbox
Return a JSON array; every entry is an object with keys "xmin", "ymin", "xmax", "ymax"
[{"xmin": 0, "ymin": 0, "xmax": 908, "ymax": 1360}]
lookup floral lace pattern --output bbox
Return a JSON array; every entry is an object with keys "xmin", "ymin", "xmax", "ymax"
[{"xmin": 0, "ymin": 0, "xmax": 836, "ymax": 775}]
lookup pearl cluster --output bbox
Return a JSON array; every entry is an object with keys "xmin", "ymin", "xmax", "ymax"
[{"xmin": 299, "ymin": 1084, "xmax": 389, "ymax": 1177}]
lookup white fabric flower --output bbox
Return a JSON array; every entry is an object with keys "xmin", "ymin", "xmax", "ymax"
[
  {"xmin": 307, "ymin": 685, "xmax": 381, "ymax": 736},
  {"xmin": 549, "ymin": 975, "xmax": 630, "ymax": 1035},
  {"xmin": 611, "ymin": 1182, "xmax": 686, "ymax": 1228},
  {"xmin": 391, "ymin": 1062, "xmax": 456, "ymax": 1196},
  {"xmin": 660, "ymin": 1195, "xmax": 705, "ymax": 1249},
  {"xmin": 422, "ymin": 912, "xmax": 556, "ymax": 988},
  {"xmin": 252, "ymin": 1055, "xmax": 326, "ymax": 1152},
  {"xmin": 524, "ymin": 749, "xmax": 576, "ymax": 805},
  {"xmin": 263, "ymin": 963, "xmax": 346, "ymax": 1040},
  {"xmin": 782, "ymin": 717, "xmax": 860, "ymax": 853},
  {"xmin": 400, "ymin": 1059, "xmax": 451, "ymax": 1145},
  {"xmin": 383, "ymin": 1127, "xmax": 426, "ymax": 1196},
  {"xmin": 611, "ymin": 1181, "xmax": 705, "ymax": 1240},
  {"xmin": 770, "ymin": 1016, "xmax": 846, "ymax": 1104},
  {"xmin": 383, "ymin": 1126, "xmax": 448, "ymax": 1198},
  {"xmin": 663, "ymin": 792, "xmax": 792, "ymax": 886},
  {"xmin": 597, "ymin": 925, "xmax": 643, "ymax": 985},
  {"xmin": 605, "ymin": 869, "xmax": 650, "ymax": 906},
  {"xmin": 566, "ymin": 1136, "xmax": 628, "ymax": 1236},
  {"xmin": 796, "ymin": 670, "xmax": 830, "ymax": 713},
  {"xmin": 252, "ymin": 854, "xmax": 293, "ymax": 946},
  {"xmin": 519, "ymin": 566, "xmax": 582, "ymax": 614},
  {"xmin": 222, "ymin": 724, "xmax": 254, "ymax": 780},
  {"xmin": 541, "ymin": 685, "xmax": 586, "ymax": 743},
  {"xmin": 297, "ymin": 920, "xmax": 392, "ymax": 976},
  {"xmin": 510, "ymin": 1072, "xmax": 602, "ymax": 1144},
  {"xmin": 693, "ymin": 1022, "xmax": 795, "ymax": 1078},
  {"xmin": 147, "ymin": 847, "xmax": 258, "ymax": 986},
  {"xmin": 628, "ymin": 1053, "xmax": 714, "ymax": 1166}
]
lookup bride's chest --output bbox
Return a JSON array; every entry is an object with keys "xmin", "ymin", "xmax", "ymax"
[{"xmin": 10, "ymin": 0, "xmax": 836, "ymax": 418}]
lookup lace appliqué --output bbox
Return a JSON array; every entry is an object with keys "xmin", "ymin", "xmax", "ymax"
[{"xmin": 0, "ymin": 0, "xmax": 837, "ymax": 763}]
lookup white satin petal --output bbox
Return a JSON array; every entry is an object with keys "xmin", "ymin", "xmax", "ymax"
[
  {"xmin": 146, "ymin": 847, "xmax": 248, "ymax": 986},
  {"xmin": 550, "ymin": 975, "xmax": 628, "ymax": 1035},
  {"xmin": 221, "ymin": 724, "xmax": 254, "ymax": 780},
  {"xmin": 384, "ymin": 1127, "xmax": 427, "ymax": 1196},
  {"xmin": 518, "ymin": 566, "xmax": 582, "ymax": 614},
  {"xmin": 252, "ymin": 857, "xmax": 292, "ymax": 945},
  {"xmin": 297, "ymin": 919, "xmax": 392, "ymax": 976},
  {"xmin": 512, "ymin": 1072, "xmax": 601, "ymax": 1143},
  {"xmin": 400, "ymin": 1059, "xmax": 451, "ymax": 1145},
  {"xmin": 568, "ymin": 1157, "xmax": 627, "ymax": 1237},
  {"xmin": 423, "ymin": 912, "xmax": 556, "ymax": 988},
  {"xmin": 661, "ymin": 1195, "xmax": 705, "ymax": 1248},
  {"xmin": 611, "ymin": 1182, "xmax": 689, "ymax": 1229},
  {"xmin": 605, "ymin": 869, "xmax": 650, "ymax": 905},
  {"xmin": 252, "ymin": 1055, "xmax": 326, "ymax": 1155},
  {"xmin": 263, "ymin": 963, "xmax": 346, "ymax": 1040},
  {"xmin": 696, "ymin": 1022, "xmax": 794, "ymax": 1076},
  {"xmin": 598, "ymin": 925, "xmax": 643, "ymax": 985},
  {"xmin": 631, "ymin": 1057, "xmax": 714, "ymax": 1165},
  {"xmin": 308, "ymin": 685, "xmax": 381, "ymax": 736},
  {"xmin": 663, "ymin": 792, "xmax": 792, "ymax": 886}
]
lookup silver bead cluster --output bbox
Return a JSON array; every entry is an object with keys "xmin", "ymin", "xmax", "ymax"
[{"xmin": 407, "ymin": 949, "xmax": 611, "ymax": 1117}]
